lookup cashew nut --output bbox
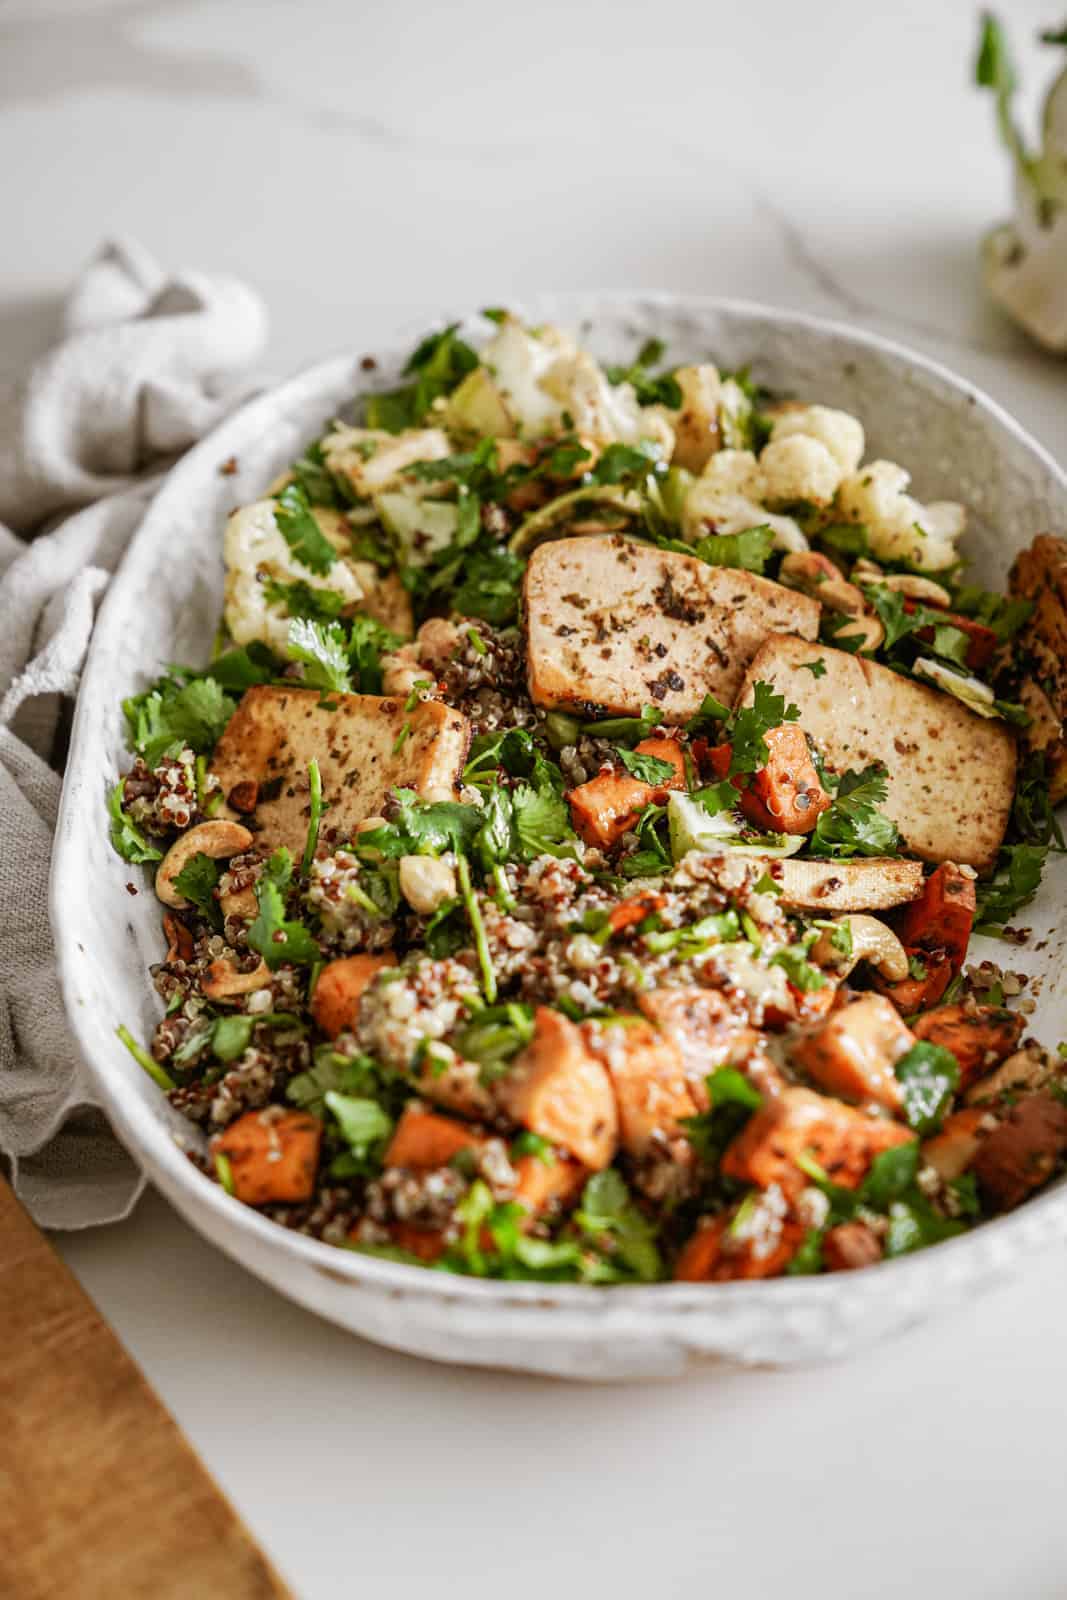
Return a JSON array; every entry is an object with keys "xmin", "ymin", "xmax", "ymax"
[
  {"xmin": 155, "ymin": 821, "xmax": 254, "ymax": 909},
  {"xmin": 831, "ymin": 612, "xmax": 885, "ymax": 653},
  {"xmin": 201, "ymin": 956, "xmax": 272, "ymax": 1002},
  {"xmin": 354, "ymin": 815, "xmax": 388, "ymax": 835},
  {"xmin": 811, "ymin": 915, "xmax": 909, "ymax": 982},
  {"xmin": 399, "ymin": 854, "xmax": 458, "ymax": 915},
  {"xmin": 851, "ymin": 558, "xmax": 885, "ymax": 583},
  {"xmin": 780, "ymin": 551, "xmax": 865, "ymax": 615},
  {"xmin": 220, "ymin": 886, "xmax": 258, "ymax": 921},
  {"xmin": 878, "ymin": 573, "xmax": 953, "ymax": 607}
]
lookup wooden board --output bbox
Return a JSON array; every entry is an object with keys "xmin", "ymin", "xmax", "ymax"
[{"xmin": 0, "ymin": 1177, "xmax": 291, "ymax": 1600}]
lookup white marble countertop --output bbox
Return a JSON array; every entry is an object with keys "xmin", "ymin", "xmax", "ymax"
[{"xmin": 4, "ymin": 0, "xmax": 1066, "ymax": 1594}]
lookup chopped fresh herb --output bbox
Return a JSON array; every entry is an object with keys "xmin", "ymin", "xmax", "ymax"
[
  {"xmin": 800, "ymin": 657, "xmax": 828, "ymax": 679},
  {"xmin": 771, "ymin": 945, "xmax": 827, "ymax": 992},
  {"xmin": 286, "ymin": 618, "xmax": 353, "ymax": 693},
  {"xmin": 617, "ymin": 747, "xmax": 676, "ymax": 785},
  {"xmin": 107, "ymin": 782, "xmax": 162, "ymax": 864},
  {"xmin": 116, "ymin": 1023, "xmax": 175, "ymax": 1091},
  {"xmin": 722, "ymin": 682, "xmax": 801, "ymax": 776},
  {"xmin": 454, "ymin": 1002, "xmax": 535, "ymax": 1080},
  {"xmin": 366, "ymin": 324, "xmax": 478, "ymax": 433},
  {"xmin": 172, "ymin": 852, "xmax": 220, "ymax": 922},
  {"xmin": 581, "ymin": 704, "xmax": 661, "ymax": 743},
  {"xmin": 894, "ymin": 1041, "xmax": 960, "ymax": 1134},
  {"xmin": 248, "ymin": 848, "xmax": 320, "ymax": 969},
  {"xmin": 450, "ymin": 544, "xmax": 525, "ymax": 626},
  {"xmin": 974, "ymin": 843, "xmax": 1048, "ymax": 932},
  {"xmin": 456, "ymin": 854, "xmax": 496, "ymax": 1003},
  {"xmin": 301, "ymin": 760, "xmax": 323, "ymax": 877},
  {"xmin": 590, "ymin": 441, "xmax": 663, "ymax": 485},
  {"xmin": 215, "ymin": 1152, "xmax": 236, "ymax": 1195},
  {"xmin": 287, "ymin": 1047, "xmax": 389, "ymax": 1117},
  {"xmin": 325, "ymin": 1091, "xmax": 394, "ymax": 1177},
  {"xmin": 123, "ymin": 672, "xmax": 236, "ymax": 768},
  {"xmin": 605, "ymin": 340, "xmax": 683, "ymax": 409},
  {"xmin": 812, "ymin": 764, "xmax": 901, "ymax": 858},
  {"xmin": 262, "ymin": 578, "xmax": 347, "ymax": 623},
  {"xmin": 348, "ymin": 614, "xmax": 403, "ymax": 695},
  {"xmin": 785, "ymin": 1229, "xmax": 825, "ymax": 1275},
  {"xmin": 861, "ymin": 1140, "xmax": 920, "ymax": 1210},
  {"xmin": 692, "ymin": 524, "xmax": 775, "ymax": 574},
  {"xmin": 511, "ymin": 778, "xmax": 577, "ymax": 860},
  {"xmin": 573, "ymin": 1169, "xmax": 662, "ymax": 1282},
  {"xmin": 511, "ymin": 1129, "xmax": 556, "ymax": 1164},
  {"xmin": 817, "ymin": 522, "xmax": 870, "ymax": 559},
  {"xmin": 273, "ymin": 483, "xmax": 337, "ymax": 576},
  {"xmin": 683, "ymin": 1066, "xmax": 762, "ymax": 1168},
  {"xmin": 357, "ymin": 789, "xmax": 482, "ymax": 859},
  {"xmin": 884, "ymin": 1195, "xmax": 965, "ymax": 1257}
]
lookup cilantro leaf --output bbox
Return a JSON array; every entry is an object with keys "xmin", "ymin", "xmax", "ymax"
[
  {"xmin": 811, "ymin": 764, "xmax": 901, "ymax": 858},
  {"xmin": 785, "ymin": 1230, "xmax": 825, "ymax": 1275},
  {"xmin": 289, "ymin": 439, "xmax": 357, "ymax": 510},
  {"xmin": 860, "ymin": 1140, "xmax": 920, "ymax": 1210},
  {"xmin": 512, "ymin": 781, "xmax": 577, "ymax": 859},
  {"xmin": 107, "ymin": 783, "xmax": 162, "ymax": 864},
  {"xmin": 884, "ymin": 1195, "xmax": 965, "ymax": 1257},
  {"xmin": 605, "ymin": 341, "xmax": 683, "ymax": 409},
  {"xmin": 950, "ymin": 585, "xmax": 1032, "ymax": 642},
  {"xmin": 453, "ymin": 1002, "xmax": 535, "ymax": 1080},
  {"xmin": 590, "ymin": 442, "xmax": 663, "ymax": 485},
  {"xmin": 692, "ymin": 525, "xmax": 775, "ymax": 574},
  {"xmin": 894, "ymin": 1041, "xmax": 959, "ymax": 1134},
  {"xmin": 348, "ymin": 614, "xmax": 403, "ymax": 694},
  {"xmin": 861, "ymin": 583, "xmax": 926, "ymax": 651},
  {"xmin": 262, "ymin": 578, "xmax": 348, "ymax": 623},
  {"xmin": 287, "ymin": 1047, "xmax": 386, "ymax": 1117},
  {"xmin": 617, "ymin": 747, "xmax": 676, "ymax": 785},
  {"xmin": 574, "ymin": 1169, "xmax": 663, "ymax": 1282},
  {"xmin": 817, "ymin": 522, "xmax": 870, "ymax": 559},
  {"xmin": 974, "ymin": 843, "xmax": 1048, "ymax": 932},
  {"xmin": 357, "ymin": 789, "xmax": 482, "ymax": 859},
  {"xmin": 172, "ymin": 851, "xmax": 220, "ymax": 922},
  {"xmin": 365, "ymin": 324, "xmax": 478, "ymax": 433},
  {"xmin": 325, "ymin": 1091, "xmax": 394, "ymax": 1176},
  {"xmin": 449, "ymin": 544, "xmax": 525, "ymax": 626},
  {"xmin": 682, "ymin": 1066, "xmax": 762, "ymax": 1167},
  {"xmin": 248, "ymin": 848, "xmax": 320, "ymax": 968},
  {"xmin": 770, "ymin": 945, "xmax": 827, "ymax": 992},
  {"xmin": 123, "ymin": 674, "xmax": 236, "ymax": 767},
  {"xmin": 724, "ymin": 682, "xmax": 800, "ymax": 775},
  {"xmin": 800, "ymin": 658, "xmax": 828, "ymax": 679},
  {"xmin": 286, "ymin": 618, "xmax": 353, "ymax": 693},
  {"xmin": 274, "ymin": 483, "xmax": 338, "ymax": 577}
]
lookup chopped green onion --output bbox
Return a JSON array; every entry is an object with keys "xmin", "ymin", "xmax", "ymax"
[
  {"xmin": 466, "ymin": 626, "xmax": 487, "ymax": 656},
  {"xmin": 116, "ymin": 1024, "xmax": 175, "ymax": 1091},
  {"xmin": 300, "ymin": 758, "xmax": 323, "ymax": 877},
  {"xmin": 457, "ymin": 855, "xmax": 496, "ymax": 1003},
  {"xmin": 215, "ymin": 1152, "xmax": 236, "ymax": 1195}
]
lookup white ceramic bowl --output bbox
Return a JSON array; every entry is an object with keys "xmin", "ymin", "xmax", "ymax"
[{"xmin": 52, "ymin": 294, "xmax": 1067, "ymax": 1379}]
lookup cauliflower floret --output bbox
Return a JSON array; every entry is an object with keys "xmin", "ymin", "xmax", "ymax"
[
  {"xmin": 680, "ymin": 447, "xmax": 807, "ymax": 552},
  {"xmin": 770, "ymin": 405, "xmax": 865, "ymax": 475},
  {"xmin": 321, "ymin": 425, "xmax": 450, "ymax": 498},
  {"xmin": 835, "ymin": 460, "xmax": 964, "ymax": 571},
  {"xmin": 699, "ymin": 449, "xmax": 762, "ymax": 497},
  {"xmin": 759, "ymin": 434, "xmax": 841, "ymax": 508},
  {"xmin": 482, "ymin": 319, "xmax": 571, "ymax": 436},
  {"xmin": 682, "ymin": 480, "xmax": 807, "ymax": 553},
  {"xmin": 654, "ymin": 363, "xmax": 722, "ymax": 473},
  {"xmin": 222, "ymin": 499, "xmax": 366, "ymax": 652}
]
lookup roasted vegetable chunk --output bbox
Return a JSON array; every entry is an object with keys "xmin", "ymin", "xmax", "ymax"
[
  {"xmin": 791, "ymin": 994, "xmax": 914, "ymax": 1112},
  {"xmin": 212, "ymin": 1108, "xmax": 322, "ymax": 1205},
  {"xmin": 721, "ymin": 1086, "xmax": 913, "ymax": 1199},
  {"xmin": 972, "ymin": 1093, "xmax": 1067, "ymax": 1211},
  {"xmin": 497, "ymin": 1007, "xmax": 619, "ymax": 1170},
  {"xmin": 912, "ymin": 1004, "xmax": 1024, "ymax": 1089},
  {"xmin": 311, "ymin": 952, "xmax": 398, "ymax": 1040}
]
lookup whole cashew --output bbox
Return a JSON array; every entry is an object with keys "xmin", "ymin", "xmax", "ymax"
[
  {"xmin": 201, "ymin": 956, "xmax": 273, "ymax": 1002},
  {"xmin": 780, "ymin": 551, "xmax": 865, "ymax": 616},
  {"xmin": 878, "ymin": 573, "xmax": 953, "ymax": 607},
  {"xmin": 155, "ymin": 821, "xmax": 254, "ymax": 909},
  {"xmin": 811, "ymin": 915, "xmax": 909, "ymax": 982},
  {"xmin": 399, "ymin": 854, "xmax": 458, "ymax": 915},
  {"xmin": 830, "ymin": 612, "xmax": 885, "ymax": 653}
]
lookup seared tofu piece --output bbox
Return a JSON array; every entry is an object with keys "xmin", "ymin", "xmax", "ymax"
[
  {"xmin": 771, "ymin": 857, "xmax": 923, "ymax": 912},
  {"xmin": 737, "ymin": 636, "xmax": 1016, "ymax": 871},
  {"xmin": 524, "ymin": 535, "xmax": 819, "ymax": 719},
  {"xmin": 1008, "ymin": 533, "xmax": 1067, "ymax": 803},
  {"xmin": 210, "ymin": 686, "xmax": 470, "ymax": 856}
]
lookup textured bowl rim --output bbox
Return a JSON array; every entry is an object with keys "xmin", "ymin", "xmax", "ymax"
[{"xmin": 52, "ymin": 290, "xmax": 1067, "ymax": 1323}]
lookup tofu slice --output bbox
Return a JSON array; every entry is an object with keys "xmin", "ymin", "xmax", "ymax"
[
  {"xmin": 772, "ymin": 857, "xmax": 924, "ymax": 912},
  {"xmin": 737, "ymin": 636, "xmax": 1016, "ymax": 871},
  {"xmin": 210, "ymin": 686, "xmax": 470, "ymax": 856},
  {"xmin": 524, "ymin": 535, "xmax": 819, "ymax": 719}
]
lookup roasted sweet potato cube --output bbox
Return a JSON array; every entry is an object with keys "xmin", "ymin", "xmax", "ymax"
[
  {"xmin": 567, "ymin": 737, "xmax": 685, "ymax": 850},
  {"xmin": 311, "ymin": 951, "xmax": 397, "ymax": 1040},
  {"xmin": 213, "ymin": 1108, "xmax": 322, "ymax": 1206},
  {"xmin": 898, "ymin": 863, "xmax": 976, "ymax": 969},
  {"xmin": 791, "ymin": 994, "xmax": 914, "ymax": 1112},
  {"xmin": 385, "ymin": 1105, "xmax": 484, "ymax": 1170},
  {"xmin": 496, "ymin": 1007, "xmax": 618, "ymax": 1170},
  {"xmin": 742, "ymin": 723, "xmax": 832, "ymax": 834},
  {"xmin": 513, "ymin": 1153, "xmax": 587, "ymax": 1219},
  {"xmin": 972, "ymin": 1092, "xmax": 1067, "ymax": 1210},
  {"xmin": 912, "ymin": 1004, "xmax": 1024, "ymax": 1089},
  {"xmin": 721, "ymin": 1087, "xmax": 913, "ymax": 1199},
  {"xmin": 210, "ymin": 686, "xmax": 470, "ymax": 856},
  {"xmin": 588, "ymin": 1017, "xmax": 697, "ymax": 1159},
  {"xmin": 637, "ymin": 987, "xmax": 767, "ymax": 1108}
]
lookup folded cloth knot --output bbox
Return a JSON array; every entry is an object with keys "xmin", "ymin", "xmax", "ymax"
[{"xmin": 0, "ymin": 239, "xmax": 268, "ymax": 1228}]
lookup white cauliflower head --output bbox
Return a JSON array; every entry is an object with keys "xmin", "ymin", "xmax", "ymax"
[
  {"xmin": 758, "ymin": 434, "xmax": 841, "ymax": 509},
  {"xmin": 834, "ymin": 461, "xmax": 965, "ymax": 571},
  {"xmin": 222, "ymin": 499, "xmax": 366, "ymax": 652},
  {"xmin": 321, "ymin": 425, "xmax": 450, "ymax": 498},
  {"xmin": 680, "ymin": 445, "xmax": 807, "ymax": 552},
  {"xmin": 770, "ymin": 405, "xmax": 865, "ymax": 475}
]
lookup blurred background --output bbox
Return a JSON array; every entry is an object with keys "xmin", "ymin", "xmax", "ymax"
[{"xmin": 0, "ymin": 0, "xmax": 1062, "ymax": 449}]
